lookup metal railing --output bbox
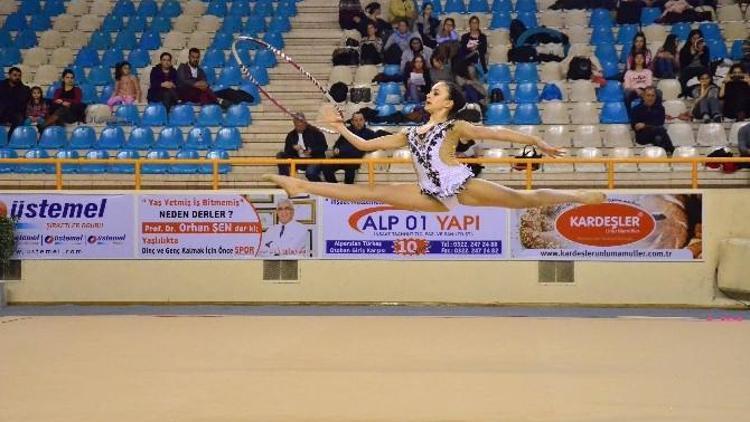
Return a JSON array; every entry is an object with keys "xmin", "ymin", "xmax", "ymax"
[{"xmin": 0, "ymin": 156, "xmax": 748, "ymax": 190}]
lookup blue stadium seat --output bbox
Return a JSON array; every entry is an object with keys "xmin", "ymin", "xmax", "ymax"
[
  {"xmin": 3, "ymin": 13, "xmax": 27, "ymax": 31},
  {"xmin": 218, "ymin": 66, "xmax": 242, "ymax": 86},
  {"xmin": 230, "ymin": 0, "xmax": 251, "ymax": 16},
  {"xmin": 269, "ymin": 15, "xmax": 291, "ymax": 33},
  {"xmin": 234, "ymin": 46, "xmax": 254, "ymax": 67},
  {"xmin": 595, "ymin": 43, "xmax": 618, "ymax": 62},
  {"xmin": 707, "ymin": 39, "xmax": 728, "ymax": 62},
  {"xmin": 444, "ymin": 0, "xmax": 467, "ymax": 13},
  {"xmin": 20, "ymin": 0, "xmax": 43, "ymax": 15},
  {"xmin": 169, "ymin": 104, "xmax": 195, "ymax": 126},
  {"xmin": 376, "ymin": 104, "xmax": 397, "ymax": 117},
  {"xmin": 619, "ymin": 42, "xmax": 633, "ymax": 64},
  {"xmin": 43, "ymin": 0, "xmax": 66, "ymax": 16},
  {"xmin": 239, "ymin": 83, "xmax": 261, "ymax": 105},
  {"xmin": 731, "ymin": 40, "xmax": 744, "ymax": 61},
  {"xmin": 223, "ymin": 105, "xmax": 251, "ymax": 127},
  {"xmin": 263, "ymin": 31, "xmax": 284, "ymax": 50},
  {"xmin": 142, "ymin": 149, "xmax": 170, "ymax": 174},
  {"xmin": 517, "ymin": 11, "xmax": 537, "ymax": 29},
  {"xmin": 278, "ymin": 0, "xmax": 298, "ymax": 16},
  {"xmin": 155, "ymin": 126, "xmax": 184, "ymax": 149},
  {"xmin": 136, "ymin": 0, "xmax": 158, "ymax": 17},
  {"xmin": 208, "ymin": 0, "xmax": 228, "ymax": 16},
  {"xmin": 600, "ymin": 58, "xmax": 620, "ymax": 80},
  {"xmin": 114, "ymin": 30, "xmax": 138, "ymax": 50},
  {"xmin": 90, "ymin": 31, "xmax": 113, "ymax": 50},
  {"xmin": 617, "ymin": 24, "xmax": 639, "ymax": 45},
  {"xmin": 600, "ymin": 102, "xmax": 629, "ymax": 124},
  {"xmin": 640, "ymin": 7, "xmax": 660, "ymax": 25},
  {"xmin": 56, "ymin": 149, "xmax": 80, "ymax": 173},
  {"xmin": 0, "ymin": 47, "xmax": 22, "ymax": 67},
  {"xmin": 202, "ymin": 49, "xmax": 226, "ymax": 69},
  {"xmin": 75, "ymin": 47, "xmax": 100, "ymax": 67},
  {"xmin": 170, "ymin": 149, "xmax": 200, "ymax": 173},
  {"xmin": 699, "ymin": 22, "xmax": 721, "ymax": 41},
  {"xmin": 29, "ymin": 14, "xmax": 51, "ymax": 31},
  {"xmin": 200, "ymin": 149, "xmax": 230, "ymax": 174},
  {"xmin": 468, "ymin": 0, "xmax": 490, "ymax": 13},
  {"xmin": 97, "ymin": 126, "xmax": 126, "ymax": 149},
  {"xmin": 19, "ymin": 148, "xmax": 52, "ymax": 174},
  {"xmin": 671, "ymin": 22, "xmax": 691, "ymax": 41},
  {"xmin": 211, "ymin": 32, "xmax": 233, "ymax": 50},
  {"xmin": 589, "ymin": 8, "xmax": 612, "ymax": 27},
  {"xmin": 185, "ymin": 127, "xmax": 213, "ymax": 150},
  {"xmin": 383, "ymin": 64, "xmax": 401, "ymax": 76},
  {"xmin": 159, "ymin": 0, "xmax": 182, "ymax": 18},
  {"xmin": 149, "ymin": 16, "xmax": 172, "ymax": 33},
  {"xmin": 99, "ymin": 85, "xmax": 115, "ymax": 104},
  {"xmin": 0, "ymin": 126, "xmax": 7, "ymax": 146},
  {"xmin": 220, "ymin": 16, "xmax": 242, "ymax": 34},
  {"xmin": 38, "ymin": 126, "xmax": 67, "ymax": 149},
  {"xmin": 101, "ymin": 48, "xmax": 125, "ymax": 68},
  {"xmin": 203, "ymin": 68, "xmax": 217, "ymax": 85},
  {"xmin": 138, "ymin": 31, "xmax": 161, "ymax": 51},
  {"xmin": 0, "ymin": 31, "xmax": 12, "ymax": 48},
  {"xmin": 126, "ymin": 15, "xmax": 147, "ymax": 32},
  {"xmin": 0, "ymin": 148, "xmax": 17, "ymax": 173},
  {"xmin": 128, "ymin": 48, "xmax": 151, "ymax": 68},
  {"xmin": 46, "ymin": 83, "xmax": 61, "ymax": 100},
  {"xmin": 515, "ymin": 0, "xmax": 537, "ymax": 12},
  {"xmin": 110, "ymin": 149, "xmax": 139, "ymax": 173},
  {"xmin": 113, "ymin": 104, "xmax": 140, "ymax": 125},
  {"xmin": 514, "ymin": 83, "xmax": 540, "ymax": 104},
  {"xmin": 492, "ymin": 0, "xmax": 511, "ymax": 12},
  {"xmin": 254, "ymin": 48, "xmax": 277, "ymax": 68},
  {"xmin": 597, "ymin": 81, "xmax": 624, "ymax": 102},
  {"xmin": 487, "ymin": 64, "xmax": 512, "ymax": 84},
  {"xmin": 489, "ymin": 11, "xmax": 511, "ymax": 29},
  {"xmin": 196, "ymin": 104, "xmax": 223, "ymax": 127},
  {"xmin": 590, "ymin": 26, "xmax": 615, "ymax": 45},
  {"xmin": 376, "ymin": 82, "xmax": 402, "ymax": 105},
  {"xmin": 14, "ymin": 29, "xmax": 38, "ymax": 49},
  {"xmin": 485, "ymin": 103, "xmax": 512, "ymax": 125},
  {"xmin": 213, "ymin": 127, "xmax": 242, "ymax": 149},
  {"xmin": 9, "ymin": 126, "xmax": 37, "ymax": 149},
  {"xmin": 126, "ymin": 126, "xmax": 154, "ymax": 150},
  {"xmin": 102, "ymin": 15, "xmax": 124, "ymax": 32},
  {"xmin": 113, "ymin": 0, "xmax": 137, "ymax": 16},
  {"xmin": 82, "ymin": 149, "xmax": 110, "ymax": 174},
  {"xmin": 513, "ymin": 103, "xmax": 541, "ymax": 124},
  {"xmin": 70, "ymin": 126, "xmax": 96, "ymax": 149},
  {"xmin": 254, "ymin": 0, "xmax": 275, "ymax": 17},
  {"xmin": 88, "ymin": 66, "xmax": 114, "ymax": 86},
  {"xmin": 142, "ymin": 104, "xmax": 168, "ymax": 126},
  {"xmin": 514, "ymin": 63, "xmax": 538, "ymax": 83}
]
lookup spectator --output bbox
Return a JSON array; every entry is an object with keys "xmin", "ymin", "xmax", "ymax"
[
  {"xmin": 689, "ymin": 70, "xmax": 721, "ymax": 122},
  {"xmin": 276, "ymin": 113, "xmax": 328, "ymax": 182},
  {"xmin": 401, "ymin": 36, "xmax": 433, "ymax": 71},
  {"xmin": 656, "ymin": 0, "xmax": 704, "ymax": 23},
  {"xmin": 623, "ymin": 52, "xmax": 653, "ymax": 112},
  {"xmin": 720, "ymin": 64, "xmax": 750, "ymax": 122},
  {"xmin": 0, "ymin": 67, "xmax": 31, "ymax": 135},
  {"xmin": 389, "ymin": 0, "xmax": 418, "ymax": 27},
  {"xmin": 360, "ymin": 22, "xmax": 384, "ymax": 65},
  {"xmin": 738, "ymin": 123, "xmax": 750, "ymax": 164},
  {"xmin": 24, "ymin": 86, "xmax": 48, "ymax": 127},
  {"xmin": 338, "ymin": 0, "xmax": 365, "ymax": 31},
  {"xmin": 429, "ymin": 53, "xmax": 454, "ymax": 83},
  {"xmin": 107, "ymin": 61, "xmax": 141, "ymax": 110},
  {"xmin": 404, "ymin": 56, "xmax": 432, "ymax": 103},
  {"xmin": 323, "ymin": 112, "xmax": 376, "ymax": 184},
  {"xmin": 460, "ymin": 15, "xmax": 488, "ymax": 74},
  {"xmin": 362, "ymin": 2, "xmax": 391, "ymax": 41},
  {"xmin": 44, "ymin": 69, "xmax": 86, "ymax": 128},
  {"xmin": 679, "ymin": 30, "xmax": 710, "ymax": 96},
  {"xmin": 627, "ymin": 32, "xmax": 652, "ymax": 69},
  {"xmin": 631, "ymin": 86, "xmax": 675, "ymax": 155},
  {"xmin": 384, "ymin": 19, "xmax": 421, "ymax": 54},
  {"xmin": 454, "ymin": 60, "xmax": 487, "ymax": 108},
  {"xmin": 259, "ymin": 199, "xmax": 310, "ymax": 257},
  {"xmin": 176, "ymin": 48, "xmax": 219, "ymax": 106},
  {"xmin": 147, "ymin": 52, "xmax": 179, "ymax": 111},
  {"xmin": 435, "ymin": 17, "xmax": 459, "ymax": 46},
  {"xmin": 653, "ymin": 35, "xmax": 680, "ymax": 79},
  {"xmin": 742, "ymin": 35, "xmax": 750, "ymax": 71},
  {"xmin": 416, "ymin": 2, "xmax": 440, "ymax": 49}
]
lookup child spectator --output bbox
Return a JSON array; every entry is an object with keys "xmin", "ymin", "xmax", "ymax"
[
  {"xmin": 25, "ymin": 86, "xmax": 48, "ymax": 127},
  {"xmin": 107, "ymin": 61, "xmax": 141, "ymax": 109}
]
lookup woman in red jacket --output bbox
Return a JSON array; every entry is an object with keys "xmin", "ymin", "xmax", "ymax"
[{"xmin": 44, "ymin": 69, "xmax": 86, "ymax": 128}]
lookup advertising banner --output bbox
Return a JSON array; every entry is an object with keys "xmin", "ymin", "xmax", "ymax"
[
  {"xmin": 137, "ymin": 193, "xmax": 318, "ymax": 259},
  {"xmin": 509, "ymin": 194, "xmax": 703, "ymax": 261},
  {"xmin": 320, "ymin": 199, "xmax": 509, "ymax": 260},
  {"xmin": 0, "ymin": 194, "xmax": 135, "ymax": 259}
]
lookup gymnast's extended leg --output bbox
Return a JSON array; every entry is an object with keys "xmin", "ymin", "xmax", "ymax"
[{"xmin": 457, "ymin": 179, "xmax": 606, "ymax": 209}]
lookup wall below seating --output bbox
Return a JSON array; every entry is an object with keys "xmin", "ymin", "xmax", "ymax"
[{"xmin": 6, "ymin": 189, "xmax": 750, "ymax": 307}]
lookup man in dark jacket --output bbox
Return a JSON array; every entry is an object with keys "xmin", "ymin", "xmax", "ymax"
[
  {"xmin": 277, "ymin": 113, "xmax": 328, "ymax": 182},
  {"xmin": 176, "ymin": 48, "xmax": 219, "ymax": 105},
  {"xmin": 631, "ymin": 86, "xmax": 675, "ymax": 155},
  {"xmin": 0, "ymin": 67, "xmax": 31, "ymax": 135},
  {"xmin": 324, "ymin": 112, "xmax": 376, "ymax": 184}
]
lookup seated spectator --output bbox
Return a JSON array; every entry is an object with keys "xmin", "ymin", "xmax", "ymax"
[
  {"xmin": 384, "ymin": 19, "xmax": 421, "ymax": 56},
  {"xmin": 627, "ymin": 32, "xmax": 652, "ymax": 69},
  {"xmin": 623, "ymin": 52, "xmax": 653, "ymax": 112},
  {"xmin": 338, "ymin": 0, "xmax": 365, "ymax": 31},
  {"xmin": 720, "ymin": 64, "xmax": 750, "ymax": 122},
  {"xmin": 679, "ymin": 30, "xmax": 710, "ymax": 96},
  {"xmin": 416, "ymin": 2, "xmax": 440, "ymax": 49},
  {"xmin": 401, "ymin": 37, "xmax": 432, "ymax": 71},
  {"xmin": 454, "ymin": 60, "xmax": 487, "ymax": 109},
  {"xmin": 323, "ymin": 111, "xmax": 376, "ymax": 184},
  {"xmin": 429, "ymin": 53, "xmax": 454, "ymax": 83},
  {"xmin": 656, "ymin": 0, "xmax": 706, "ymax": 23},
  {"xmin": 107, "ymin": 61, "xmax": 141, "ymax": 110},
  {"xmin": 653, "ymin": 35, "xmax": 680, "ymax": 79},
  {"xmin": 459, "ymin": 15, "xmax": 489, "ymax": 75},
  {"xmin": 25, "ymin": 86, "xmax": 48, "ymax": 127},
  {"xmin": 404, "ymin": 56, "xmax": 432, "ymax": 103},
  {"xmin": 147, "ymin": 52, "xmax": 179, "ymax": 111},
  {"xmin": 360, "ymin": 22, "xmax": 384, "ymax": 65},
  {"xmin": 176, "ymin": 48, "xmax": 219, "ymax": 106},
  {"xmin": 389, "ymin": 0, "xmax": 418, "ymax": 27},
  {"xmin": 276, "ymin": 113, "xmax": 328, "ymax": 182},
  {"xmin": 631, "ymin": 86, "xmax": 675, "ymax": 155},
  {"xmin": 615, "ymin": 0, "xmax": 644, "ymax": 24},
  {"xmin": 688, "ymin": 70, "xmax": 721, "ymax": 122},
  {"xmin": 435, "ymin": 17, "xmax": 459, "ymax": 46},
  {"xmin": 362, "ymin": 2, "xmax": 392, "ymax": 41},
  {"xmin": 0, "ymin": 67, "xmax": 31, "ymax": 134},
  {"xmin": 43, "ymin": 69, "xmax": 86, "ymax": 128}
]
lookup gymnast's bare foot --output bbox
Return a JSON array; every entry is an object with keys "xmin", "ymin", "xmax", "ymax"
[
  {"xmin": 578, "ymin": 191, "xmax": 607, "ymax": 204},
  {"xmin": 263, "ymin": 174, "xmax": 304, "ymax": 197}
]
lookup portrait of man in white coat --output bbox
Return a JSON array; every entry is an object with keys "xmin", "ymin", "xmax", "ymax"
[{"xmin": 259, "ymin": 199, "xmax": 309, "ymax": 257}]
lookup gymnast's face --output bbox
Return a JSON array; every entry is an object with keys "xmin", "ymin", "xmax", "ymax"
[{"xmin": 424, "ymin": 82, "xmax": 452, "ymax": 115}]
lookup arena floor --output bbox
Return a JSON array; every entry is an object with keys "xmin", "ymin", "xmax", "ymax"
[{"xmin": 1, "ymin": 306, "xmax": 749, "ymax": 421}]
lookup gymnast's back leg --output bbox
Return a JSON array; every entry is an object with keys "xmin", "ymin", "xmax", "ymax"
[{"xmin": 457, "ymin": 179, "xmax": 606, "ymax": 209}]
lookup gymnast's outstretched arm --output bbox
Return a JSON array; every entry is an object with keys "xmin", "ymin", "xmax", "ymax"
[
  {"xmin": 319, "ymin": 105, "xmax": 407, "ymax": 152},
  {"xmin": 453, "ymin": 120, "xmax": 565, "ymax": 157}
]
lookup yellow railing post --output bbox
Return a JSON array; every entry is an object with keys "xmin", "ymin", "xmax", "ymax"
[
  {"xmin": 55, "ymin": 161, "xmax": 63, "ymax": 190},
  {"xmin": 289, "ymin": 161, "xmax": 297, "ymax": 178},
  {"xmin": 134, "ymin": 160, "xmax": 142, "ymax": 190},
  {"xmin": 691, "ymin": 160, "xmax": 699, "ymax": 190},
  {"xmin": 525, "ymin": 161, "xmax": 532, "ymax": 190},
  {"xmin": 212, "ymin": 161, "xmax": 220, "ymax": 190}
]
